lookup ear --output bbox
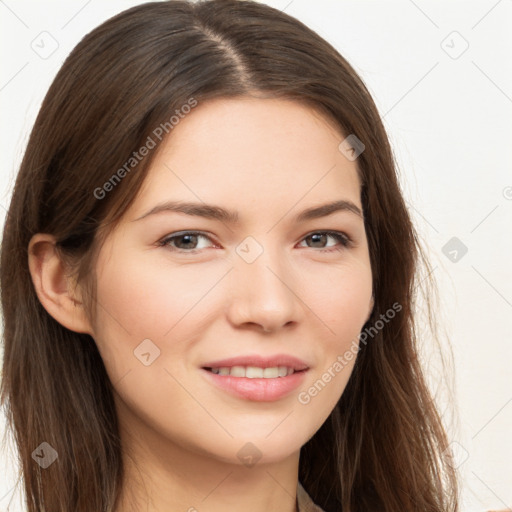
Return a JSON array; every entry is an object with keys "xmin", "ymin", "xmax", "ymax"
[{"xmin": 28, "ymin": 233, "xmax": 94, "ymax": 335}]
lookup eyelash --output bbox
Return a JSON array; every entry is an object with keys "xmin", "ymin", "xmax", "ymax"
[{"xmin": 158, "ymin": 230, "xmax": 352, "ymax": 254}]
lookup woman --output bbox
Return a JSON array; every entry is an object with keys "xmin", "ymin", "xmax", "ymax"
[{"xmin": 0, "ymin": 1, "xmax": 458, "ymax": 511}]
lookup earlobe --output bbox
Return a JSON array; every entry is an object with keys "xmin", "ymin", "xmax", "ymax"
[{"xmin": 28, "ymin": 233, "xmax": 93, "ymax": 335}]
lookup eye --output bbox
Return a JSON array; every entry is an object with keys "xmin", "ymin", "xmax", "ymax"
[
  {"xmin": 158, "ymin": 231, "xmax": 216, "ymax": 253},
  {"xmin": 297, "ymin": 231, "xmax": 352, "ymax": 253},
  {"xmin": 158, "ymin": 230, "xmax": 352, "ymax": 254}
]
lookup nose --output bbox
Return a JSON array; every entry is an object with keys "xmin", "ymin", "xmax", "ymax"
[{"xmin": 225, "ymin": 247, "xmax": 302, "ymax": 334}]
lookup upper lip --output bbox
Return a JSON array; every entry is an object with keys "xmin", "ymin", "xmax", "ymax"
[{"xmin": 201, "ymin": 354, "xmax": 309, "ymax": 371}]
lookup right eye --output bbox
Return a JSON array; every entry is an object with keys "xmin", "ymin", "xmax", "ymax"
[{"xmin": 158, "ymin": 231, "xmax": 217, "ymax": 253}]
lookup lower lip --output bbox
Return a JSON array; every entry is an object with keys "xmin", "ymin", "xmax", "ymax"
[{"xmin": 201, "ymin": 368, "xmax": 308, "ymax": 402}]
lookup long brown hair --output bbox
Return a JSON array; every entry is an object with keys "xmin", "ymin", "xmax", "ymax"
[{"xmin": 0, "ymin": 1, "xmax": 458, "ymax": 510}]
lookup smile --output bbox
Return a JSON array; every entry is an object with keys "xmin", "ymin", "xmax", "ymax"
[
  {"xmin": 205, "ymin": 365, "xmax": 298, "ymax": 378},
  {"xmin": 201, "ymin": 366, "xmax": 308, "ymax": 401}
]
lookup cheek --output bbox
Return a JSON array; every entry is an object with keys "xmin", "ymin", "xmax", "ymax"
[
  {"xmin": 300, "ymin": 257, "xmax": 373, "ymax": 340},
  {"xmin": 93, "ymin": 254, "xmax": 217, "ymax": 337},
  {"xmin": 89, "ymin": 253, "xmax": 228, "ymax": 380},
  {"xmin": 89, "ymin": 256, "xmax": 220, "ymax": 439},
  {"xmin": 294, "ymin": 260, "xmax": 371, "ymax": 414}
]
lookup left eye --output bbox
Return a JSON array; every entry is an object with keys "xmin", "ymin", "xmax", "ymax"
[
  {"xmin": 298, "ymin": 231, "xmax": 351, "ymax": 252},
  {"xmin": 158, "ymin": 231, "xmax": 351, "ymax": 253}
]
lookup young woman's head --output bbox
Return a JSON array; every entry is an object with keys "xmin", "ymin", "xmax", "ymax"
[{"xmin": 0, "ymin": 1, "xmax": 458, "ymax": 511}]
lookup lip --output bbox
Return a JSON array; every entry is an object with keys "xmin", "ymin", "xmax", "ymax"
[
  {"xmin": 201, "ymin": 354, "xmax": 309, "ymax": 371},
  {"xmin": 201, "ymin": 367, "xmax": 308, "ymax": 401},
  {"xmin": 200, "ymin": 353, "xmax": 310, "ymax": 402}
]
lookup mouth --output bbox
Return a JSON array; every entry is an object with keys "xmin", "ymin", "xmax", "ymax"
[
  {"xmin": 202, "ymin": 365, "xmax": 306, "ymax": 378},
  {"xmin": 200, "ymin": 355, "xmax": 310, "ymax": 401}
]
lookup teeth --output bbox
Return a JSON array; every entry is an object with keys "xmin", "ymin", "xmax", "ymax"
[
  {"xmin": 262, "ymin": 367, "xmax": 277, "ymax": 378},
  {"xmin": 246, "ymin": 366, "xmax": 263, "ymax": 378},
  {"xmin": 230, "ymin": 365, "xmax": 246, "ymax": 377},
  {"xmin": 209, "ymin": 365, "xmax": 296, "ymax": 378}
]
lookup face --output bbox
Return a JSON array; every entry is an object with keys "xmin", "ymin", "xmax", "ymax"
[{"xmin": 88, "ymin": 97, "xmax": 373, "ymax": 466}]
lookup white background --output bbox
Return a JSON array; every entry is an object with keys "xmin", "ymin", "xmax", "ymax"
[{"xmin": 0, "ymin": 1, "xmax": 511, "ymax": 511}]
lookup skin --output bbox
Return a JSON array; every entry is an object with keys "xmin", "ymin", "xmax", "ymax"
[{"xmin": 28, "ymin": 97, "xmax": 374, "ymax": 512}]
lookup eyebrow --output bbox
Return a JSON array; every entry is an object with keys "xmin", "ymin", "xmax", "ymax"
[{"xmin": 132, "ymin": 199, "xmax": 363, "ymax": 224}]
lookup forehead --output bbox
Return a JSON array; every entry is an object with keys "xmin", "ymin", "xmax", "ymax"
[
  {"xmin": 162, "ymin": 96, "xmax": 346, "ymax": 163},
  {"xmin": 130, "ymin": 97, "xmax": 362, "ymax": 221}
]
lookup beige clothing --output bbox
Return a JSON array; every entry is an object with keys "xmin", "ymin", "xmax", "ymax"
[{"xmin": 297, "ymin": 481, "xmax": 325, "ymax": 512}]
